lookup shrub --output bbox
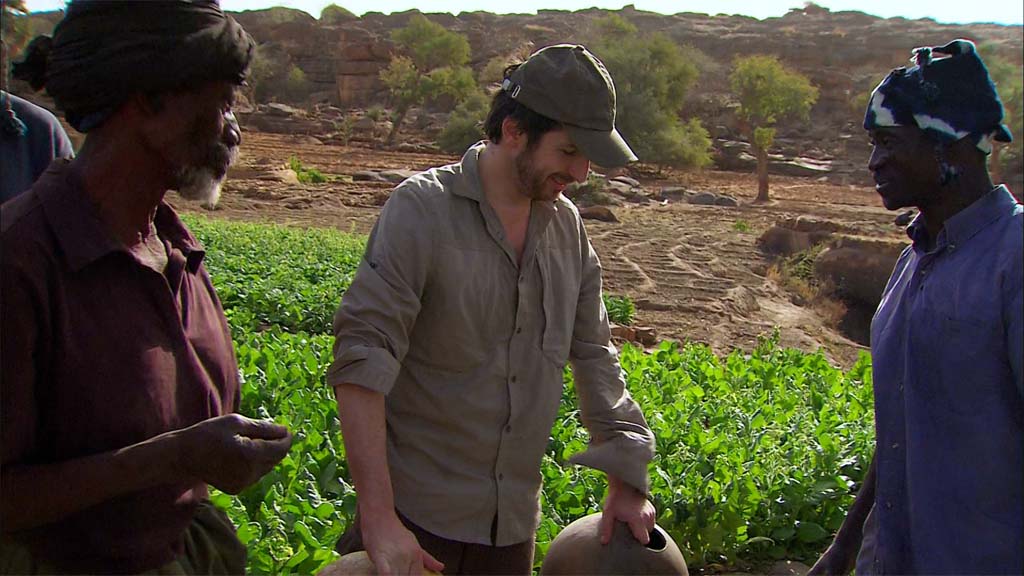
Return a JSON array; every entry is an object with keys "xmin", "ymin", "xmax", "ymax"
[
  {"xmin": 591, "ymin": 16, "xmax": 713, "ymax": 169},
  {"xmin": 437, "ymin": 90, "xmax": 489, "ymax": 154}
]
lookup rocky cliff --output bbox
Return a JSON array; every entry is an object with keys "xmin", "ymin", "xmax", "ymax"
[{"xmin": 20, "ymin": 5, "xmax": 1023, "ymax": 183}]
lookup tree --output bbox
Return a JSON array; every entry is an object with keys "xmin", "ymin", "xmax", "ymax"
[
  {"xmin": 730, "ymin": 55, "xmax": 818, "ymax": 202},
  {"xmin": 591, "ymin": 15, "xmax": 712, "ymax": 169},
  {"xmin": 381, "ymin": 14, "xmax": 474, "ymax": 146},
  {"xmin": 437, "ymin": 89, "xmax": 489, "ymax": 154},
  {"xmin": 320, "ymin": 3, "xmax": 356, "ymax": 25},
  {"xmin": 248, "ymin": 44, "xmax": 311, "ymax": 104}
]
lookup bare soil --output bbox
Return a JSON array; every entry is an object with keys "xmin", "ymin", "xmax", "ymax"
[{"xmin": 176, "ymin": 132, "xmax": 910, "ymax": 367}]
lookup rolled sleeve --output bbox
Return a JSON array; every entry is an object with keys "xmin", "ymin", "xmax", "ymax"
[
  {"xmin": 327, "ymin": 184, "xmax": 433, "ymax": 395},
  {"xmin": 567, "ymin": 220, "xmax": 654, "ymax": 494}
]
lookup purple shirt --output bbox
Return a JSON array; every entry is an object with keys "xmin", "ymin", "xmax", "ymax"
[
  {"xmin": 864, "ymin": 186, "xmax": 1023, "ymax": 574},
  {"xmin": 1, "ymin": 162, "xmax": 239, "ymax": 572}
]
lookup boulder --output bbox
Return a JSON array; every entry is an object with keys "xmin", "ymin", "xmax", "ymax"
[
  {"xmin": 610, "ymin": 175, "xmax": 640, "ymax": 188},
  {"xmin": 714, "ymin": 195, "xmax": 739, "ymax": 207},
  {"xmin": 657, "ymin": 187, "xmax": 694, "ymax": 201},
  {"xmin": 687, "ymin": 191, "xmax": 719, "ymax": 206},
  {"xmin": 757, "ymin": 226, "xmax": 815, "ymax": 257},
  {"xmin": 579, "ymin": 205, "xmax": 619, "ymax": 223},
  {"xmin": 352, "ymin": 170, "xmax": 387, "ymax": 182},
  {"xmin": 813, "ymin": 235, "xmax": 906, "ymax": 308},
  {"xmin": 379, "ymin": 169, "xmax": 419, "ymax": 184}
]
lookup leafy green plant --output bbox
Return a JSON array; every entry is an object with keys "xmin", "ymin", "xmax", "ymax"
[
  {"xmin": 733, "ymin": 220, "xmax": 752, "ymax": 233},
  {"xmin": 287, "ymin": 156, "xmax": 329, "ymax": 184},
  {"xmin": 183, "ymin": 215, "xmax": 364, "ymax": 334},
  {"xmin": 603, "ymin": 294, "xmax": 636, "ymax": 326},
  {"xmin": 565, "ymin": 173, "xmax": 612, "ymax": 207},
  {"xmin": 184, "ymin": 216, "xmax": 875, "ymax": 573},
  {"xmin": 539, "ymin": 332, "xmax": 874, "ymax": 569}
]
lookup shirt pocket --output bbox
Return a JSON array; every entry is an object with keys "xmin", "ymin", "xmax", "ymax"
[
  {"xmin": 412, "ymin": 244, "xmax": 515, "ymax": 371},
  {"xmin": 910, "ymin": 305, "xmax": 1006, "ymax": 416},
  {"xmin": 536, "ymin": 246, "xmax": 578, "ymax": 366}
]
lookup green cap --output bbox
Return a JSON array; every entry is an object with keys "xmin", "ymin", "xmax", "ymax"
[{"xmin": 503, "ymin": 44, "xmax": 637, "ymax": 167}]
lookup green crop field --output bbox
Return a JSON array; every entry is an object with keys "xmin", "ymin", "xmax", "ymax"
[{"xmin": 184, "ymin": 214, "xmax": 874, "ymax": 574}]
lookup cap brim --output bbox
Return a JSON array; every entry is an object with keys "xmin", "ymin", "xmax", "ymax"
[
  {"xmin": 566, "ymin": 125, "xmax": 638, "ymax": 168},
  {"xmin": 994, "ymin": 124, "xmax": 1013, "ymax": 143}
]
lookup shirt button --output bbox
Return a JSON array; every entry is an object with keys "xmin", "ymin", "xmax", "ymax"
[
  {"xmin": 511, "ymin": 375, "xmax": 517, "ymax": 383},
  {"xmin": 498, "ymin": 473, "xmax": 504, "ymax": 481},
  {"xmin": 516, "ymin": 326, "xmax": 522, "ymax": 334},
  {"xmin": 505, "ymin": 425, "xmax": 512, "ymax": 433},
  {"xmin": 885, "ymin": 501, "xmax": 893, "ymax": 510},
  {"xmin": 891, "ymin": 442, "xmax": 900, "ymax": 450}
]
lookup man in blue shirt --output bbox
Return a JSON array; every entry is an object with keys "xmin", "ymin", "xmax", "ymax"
[
  {"xmin": 1, "ymin": 91, "xmax": 74, "ymax": 203},
  {"xmin": 2, "ymin": 37, "xmax": 74, "ymax": 203},
  {"xmin": 811, "ymin": 39, "xmax": 1023, "ymax": 575}
]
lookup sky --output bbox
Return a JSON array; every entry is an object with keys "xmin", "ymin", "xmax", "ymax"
[{"xmin": 22, "ymin": 0, "xmax": 1024, "ymax": 26}]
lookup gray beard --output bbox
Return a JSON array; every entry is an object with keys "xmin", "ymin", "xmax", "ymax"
[{"xmin": 174, "ymin": 146, "xmax": 238, "ymax": 209}]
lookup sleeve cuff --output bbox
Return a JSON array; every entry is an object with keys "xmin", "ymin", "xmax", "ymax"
[
  {"xmin": 326, "ymin": 344, "xmax": 401, "ymax": 395},
  {"xmin": 568, "ymin": 430, "xmax": 654, "ymax": 495}
]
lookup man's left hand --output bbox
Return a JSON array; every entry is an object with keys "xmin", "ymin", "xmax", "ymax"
[{"xmin": 600, "ymin": 475, "xmax": 656, "ymax": 545}]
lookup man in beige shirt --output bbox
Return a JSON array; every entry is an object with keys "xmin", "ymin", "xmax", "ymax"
[{"xmin": 329, "ymin": 44, "xmax": 656, "ymax": 576}]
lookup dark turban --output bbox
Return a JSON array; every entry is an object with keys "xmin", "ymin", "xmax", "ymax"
[
  {"xmin": 863, "ymin": 39, "xmax": 1013, "ymax": 154},
  {"xmin": 12, "ymin": 0, "xmax": 254, "ymax": 132}
]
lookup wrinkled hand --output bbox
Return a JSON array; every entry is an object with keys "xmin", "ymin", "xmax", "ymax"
[
  {"xmin": 362, "ymin": 511, "xmax": 444, "ymax": 576},
  {"xmin": 174, "ymin": 414, "xmax": 292, "ymax": 494},
  {"xmin": 600, "ymin": 476, "xmax": 656, "ymax": 545}
]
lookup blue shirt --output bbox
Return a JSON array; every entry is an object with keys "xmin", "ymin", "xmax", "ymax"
[
  {"xmin": 866, "ymin": 186, "xmax": 1023, "ymax": 574},
  {"xmin": 1, "ymin": 92, "xmax": 74, "ymax": 204}
]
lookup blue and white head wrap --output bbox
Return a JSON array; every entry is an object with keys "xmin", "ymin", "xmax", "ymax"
[{"xmin": 864, "ymin": 39, "xmax": 1013, "ymax": 154}]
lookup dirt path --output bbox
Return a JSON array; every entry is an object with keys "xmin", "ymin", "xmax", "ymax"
[{"xmin": 177, "ymin": 132, "xmax": 908, "ymax": 367}]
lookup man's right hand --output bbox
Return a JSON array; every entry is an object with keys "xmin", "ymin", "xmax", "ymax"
[
  {"xmin": 173, "ymin": 414, "xmax": 292, "ymax": 494},
  {"xmin": 362, "ymin": 511, "xmax": 444, "ymax": 576}
]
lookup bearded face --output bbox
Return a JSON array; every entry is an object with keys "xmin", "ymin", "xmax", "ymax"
[
  {"xmin": 167, "ymin": 83, "xmax": 241, "ymax": 209},
  {"xmin": 513, "ymin": 129, "xmax": 587, "ymax": 203}
]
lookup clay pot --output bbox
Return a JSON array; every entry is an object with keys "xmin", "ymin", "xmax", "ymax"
[
  {"xmin": 541, "ymin": 513, "xmax": 688, "ymax": 575},
  {"xmin": 316, "ymin": 551, "xmax": 440, "ymax": 576}
]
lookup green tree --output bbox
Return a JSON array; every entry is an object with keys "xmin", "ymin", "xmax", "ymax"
[
  {"xmin": 284, "ymin": 64, "xmax": 310, "ymax": 101},
  {"xmin": 248, "ymin": 44, "xmax": 311, "ymax": 104},
  {"xmin": 979, "ymin": 44, "xmax": 1023, "ymax": 186},
  {"xmin": 437, "ymin": 89, "xmax": 489, "ymax": 154},
  {"xmin": 381, "ymin": 14, "xmax": 474, "ymax": 145},
  {"xmin": 730, "ymin": 55, "xmax": 818, "ymax": 201},
  {"xmin": 591, "ymin": 15, "xmax": 712, "ymax": 169},
  {"xmin": 320, "ymin": 3, "xmax": 356, "ymax": 24}
]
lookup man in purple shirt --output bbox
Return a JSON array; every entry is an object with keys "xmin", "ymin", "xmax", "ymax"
[
  {"xmin": 811, "ymin": 39, "xmax": 1023, "ymax": 575},
  {"xmin": 1, "ymin": 2, "xmax": 291, "ymax": 573}
]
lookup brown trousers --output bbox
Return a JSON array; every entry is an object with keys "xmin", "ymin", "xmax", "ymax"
[{"xmin": 335, "ymin": 512, "xmax": 535, "ymax": 576}]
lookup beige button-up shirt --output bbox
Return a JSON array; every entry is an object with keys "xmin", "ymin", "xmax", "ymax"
[{"xmin": 328, "ymin": 142, "xmax": 654, "ymax": 546}]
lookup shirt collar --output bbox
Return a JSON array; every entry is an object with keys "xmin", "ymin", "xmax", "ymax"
[
  {"xmin": 452, "ymin": 141, "xmax": 486, "ymax": 202},
  {"xmin": 39, "ymin": 161, "xmax": 206, "ymax": 272},
  {"xmin": 905, "ymin": 185, "xmax": 1019, "ymax": 249},
  {"xmin": 451, "ymin": 140, "xmax": 560, "ymax": 216}
]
